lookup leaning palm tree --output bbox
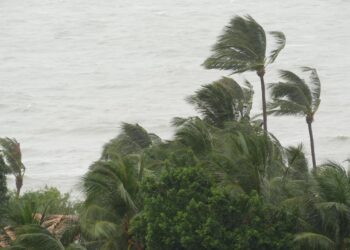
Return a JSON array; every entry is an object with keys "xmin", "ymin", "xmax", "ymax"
[
  {"xmin": 186, "ymin": 77, "xmax": 254, "ymax": 128},
  {"xmin": 81, "ymin": 123, "xmax": 162, "ymax": 249},
  {"xmin": 203, "ymin": 15, "xmax": 286, "ymax": 131},
  {"xmin": 268, "ymin": 68, "xmax": 321, "ymax": 169},
  {"xmin": 81, "ymin": 159, "xmax": 139, "ymax": 250},
  {"xmin": 0, "ymin": 138, "xmax": 25, "ymax": 198}
]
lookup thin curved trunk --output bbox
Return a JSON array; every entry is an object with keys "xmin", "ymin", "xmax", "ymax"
[
  {"xmin": 307, "ymin": 121, "xmax": 316, "ymax": 169},
  {"xmin": 15, "ymin": 175, "xmax": 23, "ymax": 198},
  {"xmin": 258, "ymin": 73, "xmax": 268, "ymax": 132}
]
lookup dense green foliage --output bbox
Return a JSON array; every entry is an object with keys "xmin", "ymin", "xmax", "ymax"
[
  {"xmin": 0, "ymin": 188, "xmax": 83, "ymax": 250},
  {"xmin": 131, "ymin": 166, "xmax": 297, "ymax": 250},
  {"xmin": 11, "ymin": 186, "xmax": 81, "ymax": 215}
]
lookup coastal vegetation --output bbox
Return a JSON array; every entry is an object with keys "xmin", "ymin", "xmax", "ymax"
[{"xmin": 0, "ymin": 14, "xmax": 349, "ymax": 250}]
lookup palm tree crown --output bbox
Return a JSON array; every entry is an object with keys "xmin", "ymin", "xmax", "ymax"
[
  {"xmin": 268, "ymin": 67, "xmax": 321, "ymax": 169},
  {"xmin": 203, "ymin": 15, "xmax": 286, "ymax": 131},
  {"xmin": 268, "ymin": 68, "xmax": 321, "ymax": 121},
  {"xmin": 203, "ymin": 15, "xmax": 285, "ymax": 74},
  {"xmin": 186, "ymin": 77, "xmax": 253, "ymax": 128}
]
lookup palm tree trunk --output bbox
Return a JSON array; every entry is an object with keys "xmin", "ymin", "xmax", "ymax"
[
  {"xmin": 258, "ymin": 71, "xmax": 268, "ymax": 132},
  {"xmin": 15, "ymin": 175, "xmax": 23, "ymax": 198},
  {"xmin": 307, "ymin": 121, "xmax": 316, "ymax": 169}
]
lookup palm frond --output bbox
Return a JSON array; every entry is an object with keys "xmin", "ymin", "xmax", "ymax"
[
  {"xmin": 285, "ymin": 144, "xmax": 309, "ymax": 180},
  {"xmin": 171, "ymin": 117, "xmax": 193, "ymax": 127},
  {"xmin": 278, "ymin": 70, "xmax": 313, "ymax": 105},
  {"xmin": 267, "ymin": 99, "xmax": 307, "ymax": 116},
  {"xmin": 268, "ymin": 31, "xmax": 286, "ymax": 64},
  {"xmin": 121, "ymin": 123, "xmax": 152, "ymax": 149},
  {"xmin": 8, "ymin": 225, "xmax": 64, "ymax": 250},
  {"xmin": 203, "ymin": 15, "xmax": 266, "ymax": 73},
  {"xmin": 83, "ymin": 159, "xmax": 138, "ymax": 213},
  {"xmin": 302, "ymin": 67, "xmax": 321, "ymax": 112},
  {"xmin": 278, "ymin": 70, "xmax": 304, "ymax": 84},
  {"xmin": 187, "ymin": 77, "xmax": 253, "ymax": 127},
  {"xmin": 101, "ymin": 123, "xmax": 158, "ymax": 159},
  {"xmin": 314, "ymin": 161, "xmax": 350, "ymax": 204},
  {"xmin": 174, "ymin": 117, "xmax": 213, "ymax": 155},
  {"xmin": 270, "ymin": 81, "xmax": 311, "ymax": 107}
]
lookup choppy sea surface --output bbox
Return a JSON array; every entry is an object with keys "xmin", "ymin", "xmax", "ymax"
[{"xmin": 0, "ymin": 0, "xmax": 349, "ymax": 196}]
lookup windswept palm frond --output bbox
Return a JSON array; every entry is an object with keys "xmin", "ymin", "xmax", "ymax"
[
  {"xmin": 242, "ymin": 79, "xmax": 254, "ymax": 107},
  {"xmin": 187, "ymin": 77, "xmax": 253, "ymax": 127},
  {"xmin": 267, "ymin": 99, "xmax": 307, "ymax": 116},
  {"xmin": 80, "ymin": 204, "xmax": 122, "ymax": 241},
  {"xmin": 270, "ymin": 82, "xmax": 311, "ymax": 109},
  {"xmin": 7, "ymin": 225, "xmax": 64, "ymax": 250},
  {"xmin": 83, "ymin": 160, "xmax": 138, "ymax": 213},
  {"xmin": 278, "ymin": 70, "xmax": 304, "ymax": 85},
  {"xmin": 174, "ymin": 117, "xmax": 214, "ymax": 156},
  {"xmin": 302, "ymin": 67, "xmax": 321, "ymax": 112},
  {"xmin": 121, "ymin": 123, "xmax": 152, "ymax": 149},
  {"xmin": 268, "ymin": 31, "xmax": 286, "ymax": 64},
  {"xmin": 315, "ymin": 161, "xmax": 350, "ymax": 205},
  {"xmin": 171, "ymin": 117, "xmax": 192, "ymax": 127},
  {"xmin": 203, "ymin": 15, "xmax": 267, "ymax": 73},
  {"xmin": 4, "ymin": 199, "xmax": 39, "ymax": 227},
  {"xmin": 101, "ymin": 123, "xmax": 159, "ymax": 159},
  {"xmin": 212, "ymin": 130, "xmax": 285, "ymax": 194},
  {"xmin": 285, "ymin": 144, "xmax": 309, "ymax": 180}
]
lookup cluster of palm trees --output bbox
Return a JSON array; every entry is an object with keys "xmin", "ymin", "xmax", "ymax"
[
  {"xmin": 204, "ymin": 15, "xmax": 320, "ymax": 169},
  {"xmin": 0, "ymin": 14, "xmax": 347, "ymax": 250}
]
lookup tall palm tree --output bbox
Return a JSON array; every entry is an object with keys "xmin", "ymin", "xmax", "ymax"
[
  {"xmin": 0, "ymin": 138, "xmax": 25, "ymax": 198},
  {"xmin": 186, "ymin": 77, "xmax": 254, "ymax": 128},
  {"xmin": 268, "ymin": 68, "xmax": 321, "ymax": 169},
  {"xmin": 203, "ymin": 15, "xmax": 286, "ymax": 131}
]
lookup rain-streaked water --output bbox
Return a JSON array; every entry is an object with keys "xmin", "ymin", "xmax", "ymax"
[{"xmin": 0, "ymin": 0, "xmax": 349, "ymax": 195}]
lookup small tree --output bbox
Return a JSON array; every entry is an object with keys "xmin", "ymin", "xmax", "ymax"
[{"xmin": 0, "ymin": 138, "xmax": 25, "ymax": 198}]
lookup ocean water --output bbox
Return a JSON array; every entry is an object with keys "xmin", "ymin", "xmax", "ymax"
[{"xmin": 0, "ymin": 0, "xmax": 349, "ymax": 195}]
